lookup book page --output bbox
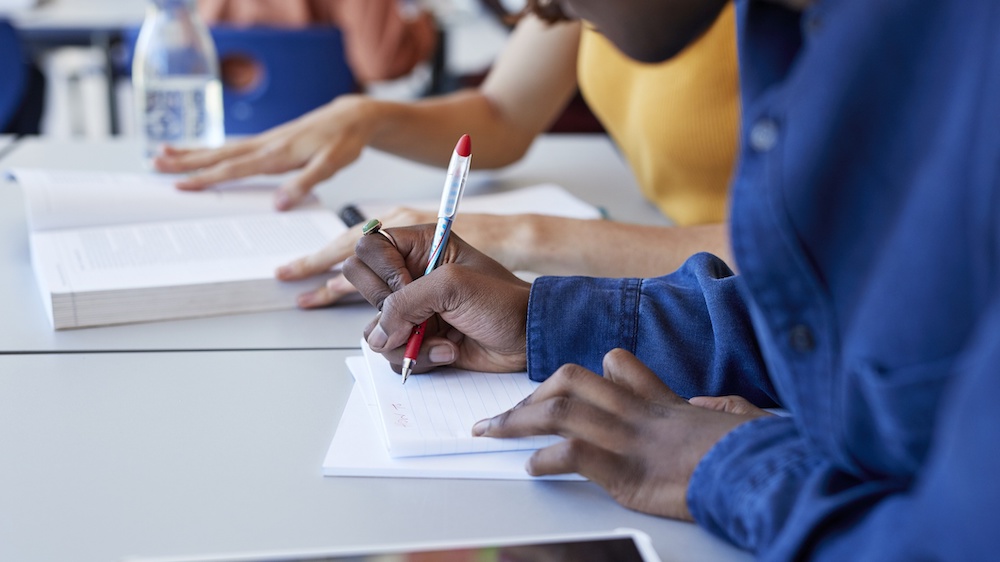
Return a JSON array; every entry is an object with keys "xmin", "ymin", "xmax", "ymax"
[
  {"xmin": 12, "ymin": 169, "xmax": 320, "ymax": 231},
  {"xmin": 30, "ymin": 209, "xmax": 344, "ymax": 293},
  {"xmin": 360, "ymin": 340, "xmax": 562, "ymax": 458}
]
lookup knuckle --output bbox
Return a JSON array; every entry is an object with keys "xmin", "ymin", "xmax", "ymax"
[
  {"xmin": 487, "ymin": 410, "xmax": 511, "ymax": 433},
  {"xmin": 380, "ymin": 290, "xmax": 399, "ymax": 315},
  {"xmin": 341, "ymin": 255, "xmax": 362, "ymax": 279},
  {"xmin": 543, "ymin": 396, "xmax": 574, "ymax": 424},
  {"xmin": 559, "ymin": 439, "xmax": 585, "ymax": 469},
  {"xmin": 433, "ymin": 263, "xmax": 461, "ymax": 284},
  {"xmin": 603, "ymin": 347, "xmax": 631, "ymax": 369},
  {"xmin": 550, "ymin": 363, "xmax": 589, "ymax": 388},
  {"xmin": 383, "ymin": 268, "xmax": 408, "ymax": 293}
]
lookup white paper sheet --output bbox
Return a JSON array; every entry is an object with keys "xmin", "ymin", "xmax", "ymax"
[
  {"xmin": 322, "ymin": 357, "xmax": 584, "ymax": 481},
  {"xmin": 359, "ymin": 341, "xmax": 563, "ymax": 458}
]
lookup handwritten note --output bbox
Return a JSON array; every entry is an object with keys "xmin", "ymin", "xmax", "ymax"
[{"xmin": 360, "ymin": 340, "xmax": 562, "ymax": 458}]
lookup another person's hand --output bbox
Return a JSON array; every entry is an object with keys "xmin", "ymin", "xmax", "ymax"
[
  {"xmin": 153, "ymin": 94, "xmax": 375, "ymax": 210},
  {"xmin": 343, "ymin": 224, "xmax": 531, "ymax": 374},
  {"xmin": 278, "ymin": 208, "xmax": 532, "ymax": 308},
  {"xmin": 472, "ymin": 348, "xmax": 760, "ymax": 521},
  {"xmin": 689, "ymin": 394, "xmax": 773, "ymax": 418}
]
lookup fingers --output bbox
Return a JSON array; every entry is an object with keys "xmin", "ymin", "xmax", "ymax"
[
  {"xmin": 174, "ymin": 149, "xmax": 291, "ymax": 191},
  {"xmin": 689, "ymin": 395, "xmax": 773, "ymax": 418},
  {"xmin": 472, "ymin": 363, "xmax": 632, "ymax": 440},
  {"xmin": 602, "ymin": 348, "xmax": 686, "ymax": 408},
  {"xmin": 364, "ymin": 329, "xmax": 460, "ymax": 374},
  {"xmin": 277, "ymin": 227, "xmax": 363, "ymax": 281},
  {"xmin": 523, "ymin": 437, "xmax": 624, "ymax": 481},
  {"xmin": 154, "ymin": 141, "xmax": 258, "ymax": 176},
  {"xmin": 275, "ymin": 144, "xmax": 354, "ymax": 210},
  {"xmin": 295, "ymin": 274, "xmax": 358, "ymax": 309},
  {"xmin": 342, "ymin": 231, "xmax": 414, "ymax": 313}
]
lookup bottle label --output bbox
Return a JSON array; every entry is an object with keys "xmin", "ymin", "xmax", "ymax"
[{"xmin": 140, "ymin": 76, "xmax": 224, "ymax": 156}]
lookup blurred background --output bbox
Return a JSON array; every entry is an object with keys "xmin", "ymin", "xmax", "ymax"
[{"xmin": 0, "ymin": 0, "xmax": 525, "ymax": 140}]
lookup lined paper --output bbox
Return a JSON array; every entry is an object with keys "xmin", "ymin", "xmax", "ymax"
[
  {"xmin": 321, "ymin": 357, "xmax": 585, "ymax": 481},
  {"xmin": 360, "ymin": 341, "xmax": 562, "ymax": 458}
]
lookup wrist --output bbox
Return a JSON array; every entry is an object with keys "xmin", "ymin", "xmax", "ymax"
[
  {"xmin": 326, "ymin": 94, "xmax": 389, "ymax": 143},
  {"xmin": 500, "ymin": 214, "xmax": 544, "ymax": 273},
  {"xmin": 359, "ymin": 97, "xmax": 409, "ymax": 149}
]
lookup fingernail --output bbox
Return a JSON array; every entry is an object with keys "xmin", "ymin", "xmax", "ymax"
[
  {"xmin": 275, "ymin": 265, "xmax": 292, "ymax": 279},
  {"xmin": 428, "ymin": 345, "xmax": 455, "ymax": 363},
  {"xmin": 471, "ymin": 419, "xmax": 488, "ymax": 436},
  {"xmin": 367, "ymin": 324, "xmax": 388, "ymax": 349},
  {"xmin": 275, "ymin": 191, "xmax": 291, "ymax": 210}
]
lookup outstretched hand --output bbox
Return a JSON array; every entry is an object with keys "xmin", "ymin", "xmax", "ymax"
[
  {"xmin": 153, "ymin": 95, "xmax": 375, "ymax": 211},
  {"xmin": 472, "ymin": 349, "xmax": 763, "ymax": 520},
  {"xmin": 343, "ymin": 224, "xmax": 531, "ymax": 374}
]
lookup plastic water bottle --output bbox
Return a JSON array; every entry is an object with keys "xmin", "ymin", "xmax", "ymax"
[{"xmin": 132, "ymin": 0, "xmax": 224, "ymax": 160}]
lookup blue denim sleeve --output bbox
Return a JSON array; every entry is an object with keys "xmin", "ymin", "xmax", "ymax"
[
  {"xmin": 526, "ymin": 252, "xmax": 777, "ymax": 405},
  {"xmin": 687, "ymin": 303, "xmax": 1000, "ymax": 561}
]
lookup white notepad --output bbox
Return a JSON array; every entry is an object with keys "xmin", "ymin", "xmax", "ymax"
[
  {"xmin": 359, "ymin": 341, "xmax": 562, "ymax": 458},
  {"xmin": 322, "ymin": 355, "xmax": 585, "ymax": 481}
]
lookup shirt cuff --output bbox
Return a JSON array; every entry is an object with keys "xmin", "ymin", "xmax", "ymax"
[{"xmin": 526, "ymin": 275, "xmax": 641, "ymax": 382}]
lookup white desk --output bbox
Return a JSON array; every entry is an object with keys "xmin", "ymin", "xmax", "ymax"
[
  {"xmin": 0, "ymin": 135, "xmax": 16, "ymax": 160},
  {"xmin": 0, "ymin": 135, "xmax": 667, "ymax": 353},
  {"xmin": 3, "ymin": 0, "xmax": 145, "ymax": 32},
  {"xmin": 0, "ymin": 350, "xmax": 751, "ymax": 562}
]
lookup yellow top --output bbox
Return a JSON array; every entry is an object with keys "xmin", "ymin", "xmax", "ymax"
[{"xmin": 576, "ymin": 3, "xmax": 740, "ymax": 225}]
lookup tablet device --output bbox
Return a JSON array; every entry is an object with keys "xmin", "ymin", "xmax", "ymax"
[{"xmin": 125, "ymin": 527, "xmax": 661, "ymax": 562}]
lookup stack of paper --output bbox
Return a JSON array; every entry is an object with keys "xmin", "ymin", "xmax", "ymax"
[{"xmin": 324, "ymin": 342, "xmax": 585, "ymax": 481}]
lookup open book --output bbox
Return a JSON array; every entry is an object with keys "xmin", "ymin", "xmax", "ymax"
[
  {"xmin": 14, "ymin": 170, "xmax": 604, "ymax": 330},
  {"xmin": 323, "ymin": 342, "xmax": 584, "ymax": 480},
  {"xmin": 13, "ymin": 169, "xmax": 346, "ymax": 329}
]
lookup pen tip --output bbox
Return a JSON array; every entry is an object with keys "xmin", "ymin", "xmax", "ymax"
[
  {"xmin": 401, "ymin": 359, "xmax": 413, "ymax": 385},
  {"xmin": 455, "ymin": 134, "xmax": 471, "ymax": 158}
]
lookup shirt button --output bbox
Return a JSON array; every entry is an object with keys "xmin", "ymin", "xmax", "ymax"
[
  {"xmin": 749, "ymin": 118, "xmax": 779, "ymax": 152},
  {"xmin": 789, "ymin": 324, "xmax": 815, "ymax": 352}
]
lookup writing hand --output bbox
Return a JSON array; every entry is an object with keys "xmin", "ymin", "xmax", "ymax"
[
  {"xmin": 343, "ymin": 224, "xmax": 530, "ymax": 374},
  {"xmin": 153, "ymin": 95, "xmax": 374, "ymax": 211},
  {"xmin": 278, "ymin": 208, "xmax": 533, "ymax": 308},
  {"xmin": 472, "ymin": 348, "xmax": 757, "ymax": 521}
]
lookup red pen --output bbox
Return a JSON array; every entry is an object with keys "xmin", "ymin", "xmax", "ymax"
[{"xmin": 401, "ymin": 134, "xmax": 472, "ymax": 384}]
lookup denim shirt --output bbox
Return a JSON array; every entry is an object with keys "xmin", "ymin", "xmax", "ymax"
[{"xmin": 526, "ymin": 0, "xmax": 1000, "ymax": 559}]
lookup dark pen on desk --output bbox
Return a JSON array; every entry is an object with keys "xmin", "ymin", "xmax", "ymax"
[
  {"xmin": 401, "ymin": 134, "xmax": 472, "ymax": 384},
  {"xmin": 338, "ymin": 204, "xmax": 367, "ymax": 227}
]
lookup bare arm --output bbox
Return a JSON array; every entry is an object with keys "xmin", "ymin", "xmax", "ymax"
[
  {"xmin": 494, "ymin": 216, "xmax": 733, "ymax": 277},
  {"xmin": 155, "ymin": 15, "xmax": 583, "ymax": 207},
  {"xmin": 284, "ymin": 210, "xmax": 733, "ymax": 308},
  {"xmin": 367, "ymin": 15, "xmax": 582, "ymax": 168}
]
